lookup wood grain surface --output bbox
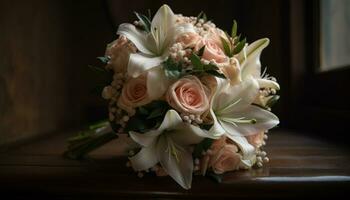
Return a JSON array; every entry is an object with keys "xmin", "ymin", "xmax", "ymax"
[{"xmin": 0, "ymin": 129, "xmax": 349, "ymax": 199}]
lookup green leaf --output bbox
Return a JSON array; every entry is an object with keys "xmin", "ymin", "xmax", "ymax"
[
  {"xmin": 88, "ymin": 119, "xmax": 109, "ymax": 130},
  {"xmin": 64, "ymin": 131, "xmax": 117, "ymax": 160},
  {"xmin": 165, "ymin": 69, "xmax": 181, "ymax": 79},
  {"xmin": 88, "ymin": 65, "xmax": 106, "ymax": 73},
  {"xmin": 197, "ymin": 45, "xmax": 206, "ymax": 57},
  {"xmin": 163, "ymin": 57, "xmax": 176, "ymax": 69},
  {"xmin": 224, "ymin": 31, "xmax": 234, "ymax": 48},
  {"xmin": 233, "ymin": 37, "xmax": 246, "ymax": 54},
  {"xmin": 202, "ymin": 13, "xmax": 207, "ymax": 22},
  {"xmin": 206, "ymin": 70, "xmax": 226, "ymax": 79},
  {"xmin": 197, "ymin": 11, "xmax": 204, "ymax": 20},
  {"xmin": 64, "ymin": 122, "xmax": 118, "ymax": 160},
  {"xmin": 199, "ymin": 123, "xmax": 213, "ymax": 130},
  {"xmin": 163, "ymin": 57, "xmax": 183, "ymax": 79},
  {"xmin": 196, "ymin": 11, "xmax": 207, "ymax": 23},
  {"xmin": 193, "ymin": 138, "xmax": 214, "ymax": 158},
  {"xmin": 145, "ymin": 101, "xmax": 170, "ymax": 120},
  {"xmin": 145, "ymin": 100, "xmax": 169, "ymax": 110},
  {"xmin": 206, "ymin": 172, "xmax": 223, "ymax": 183},
  {"xmin": 134, "ymin": 11, "xmax": 151, "ymax": 32},
  {"xmin": 266, "ymin": 95, "xmax": 280, "ymax": 108},
  {"xmin": 67, "ymin": 131, "xmax": 91, "ymax": 143},
  {"xmin": 231, "ymin": 20, "xmax": 237, "ymax": 38},
  {"xmin": 188, "ymin": 60, "xmax": 225, "ymax": 79},
  {"xmin": 124, "ymin": 116, "xmax": 147, "ymax": 132},
  {"xmin": 147, "ymin": 106, "xmax": 168, "ymax": 119},
  {"xmin": 234, "ymin": 33, "xmax": 241, "ymax": 44},
  {"xmin": 125, "ymin": 101, "xmax": 171, "ymax": 133},
  {"xmin": 190, "ymin": 53, "xmax": 203, "ymax": 71},
  {"xmin": 220, "ymin": 37, "xmax": 232, "ymax": 57},
  {"xmin": 203, "ymin": 63, "xmax": 219, "ymax": 71},
  {"xmin": 138, "ymin": 106, "xmax": 149, "ymax": 115},
  {"xmin": 97, "ymin": 56, "xmax": 110, "ymax": 64}
]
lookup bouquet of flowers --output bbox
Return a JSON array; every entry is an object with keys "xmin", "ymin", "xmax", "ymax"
[{"xmin": 65, "ymin": 5, "xmax": 280, "ymax": 189}]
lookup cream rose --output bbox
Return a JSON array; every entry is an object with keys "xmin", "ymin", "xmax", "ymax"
[
  {"xmin": 118, "ymin": 75, "xmax": 151, "ymax": 115},
  {"xmin": 176, "ymin": 32, "xmax": 202, "ymax": 48},
  {"xmin": 166, "ymin": 76, "xmax": 209, "ymax": 115},
  {"xmin": 211, "ymin": 144, "xmax": 241, "ymax": 174},
  {"xmin": 105, "ymin": 35, "xmax": 136, "ymax": 73}
]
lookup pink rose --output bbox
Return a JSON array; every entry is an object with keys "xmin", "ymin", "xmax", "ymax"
[
  {"xmin": 105, "ymin": 35, "xmax": 136, "ymax": 72},
  {"xmin": 246, "ymin": 131, "xmax": 265, "ymax": 148},
  {"xmin": 200, "ymin": 136, "xmax": 241, "ymax": 175},
  {"xmin": 209, "ymin": 136, "xmax": 227, "ymax": 155},
  {"xmin": 211, "ymin": 144, "xmax": 241, "ymax": 174},
  {"xmin": 118, "ymin": 75, "xmax": 151, "ymax": 114},
  {"xmin": 154, "ymin": 166, "xmax": 168, "ymax": 177},
  {"xmin": 207, "ymin": 27, "xmax": 227, "ymax": 49},
  {"xmin": 194, "ymin": 27, "xmax": 229, "ymax": 63},
  {"xmin": 166, "ymin": 76, "xmax": 209, "ymax": 115},
  {"xmin": 199, "ymin": 136, "xmax": 226, "ymax": 175},
  {"xmin": 176, "ymin": 32, "xmax": 202, "ymax": 48},
  {"xmin": 195, "ymin": 39, "xmax": 227, "ymax": 63}
]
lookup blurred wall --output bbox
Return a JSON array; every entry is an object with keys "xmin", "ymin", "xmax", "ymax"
[{"xmin": 0, "ymin": 0, "xmax": 113, "ymax": 146}]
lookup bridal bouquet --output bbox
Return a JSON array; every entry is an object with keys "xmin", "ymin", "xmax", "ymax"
[{"xmin": 65, "ymin": 5, "xmax": 280, "ymax": 189}]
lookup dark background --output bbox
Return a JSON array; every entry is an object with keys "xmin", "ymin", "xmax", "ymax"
[{"xmin": 1, "ymin": 0, "xmax": 349, "ymax": 146}]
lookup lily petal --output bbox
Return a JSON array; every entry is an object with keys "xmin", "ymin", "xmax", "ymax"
[
  {"xmin": 224, "ymin": 132, "xmax": 256, "ymax": 168},
  {"xmin": 129, "ymin": 144, "xmax": 158, "ymax": 171},
  {"xmin": 158, "ymin": 110, "xmax": 183, "ymax": 132},
  {"xmin": 117, "ymin": 23, "xmax": 153, "ymax": 55},
  {"xmin": 214, "ymin": 77, "xmax": 260, "ymax": 116},
  {"xmin": 127, "ymin": 53, "xmax": 164, "ymax": 78},
  {"xmin": 237, "ymin": 38, "xmax": 269, "ymax": 79},
  {"xmin": 129, "ymin": 130, "xmax": 161, "ymax": 147},
  {"xmin": 152, "ymin": 5, "xmax": 174, "ymax": 34},
  {"xmin": 157, "ymin": 135, "xmax": 193, "ymax": 189},
  {"xmin": 147, "ymin": 66, "xmax": 170, "ymax": 99},
  {"xmin": 218, "ymin": 104, "xmax": 279, "ymax": 138},
  {"xmin": 208, "ymin": 108, "xmax": 226, "ymax": 138},
  {"xmin": 151, "ymin": 4, "xmax": 175, "ymax": 54},
  {"xmin": 229, "ymin": 105, "xmax": 279, "ymax": 136},
  {"xmin": 257, "ymin": 78, "xmax": 280, "ymax": 90},
  {"xmin": 171, "ymin": 123, "xmax": 214, "ymax": 146}
]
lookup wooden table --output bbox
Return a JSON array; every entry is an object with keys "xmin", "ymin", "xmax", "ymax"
[{"xmin": 1, "ymin": 129, "xmax": 349, "ymax": 199}]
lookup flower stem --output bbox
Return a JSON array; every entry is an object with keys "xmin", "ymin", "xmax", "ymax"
[{"xmin": 64, "ymin": 123, "xmax": 118, "ymax": 159}]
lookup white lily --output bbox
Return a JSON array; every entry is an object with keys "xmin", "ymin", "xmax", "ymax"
[
  {"xmin": 209, "ymin": 77, "xmax": 279, "ymax": 167},
  {"xmin": 129, "ymin": 110, "xmax": 213, "ymax": 189},
  {"xmin": 117, "ymin": 5, "xmax": 194, "ymax": 99},
  {"xmin": 236, "ymin": 38, "xmax": 280, "ymax": 90}
]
